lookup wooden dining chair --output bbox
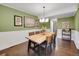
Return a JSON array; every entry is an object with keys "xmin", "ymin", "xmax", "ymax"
[
  {"xmin": 47, "ymin": 35, "xmax": 54, "ymax": 48},
  {"xmin": 40, "ymin": 30, "xmax": 45, "ymax": 33},
  {"xmin": 29, "ymin": 32, "xmax": 34, "ymax": 36},
  {"xmin": 28, "ymin": 32, "xmax": 35, "ymax": 53},
  {"xmin": 38, "ymin": 35, "xmax": 53, "ymax": 55},
  {"xmin": 35, "ymin": 31, "xmax": 40, "ymax": 34}
]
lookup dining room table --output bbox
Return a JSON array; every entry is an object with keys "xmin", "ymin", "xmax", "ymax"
[{"xmin": 25, "ymin": 32, "xmax": 55, "ymax": 55}]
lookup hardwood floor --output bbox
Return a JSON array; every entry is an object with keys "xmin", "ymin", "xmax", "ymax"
[{"xmin": 0, "ymin": 38, "xmax": 79, "ymax": 56}]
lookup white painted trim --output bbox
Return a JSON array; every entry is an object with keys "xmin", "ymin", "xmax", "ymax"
[
  {"xmin": 57, "ymin": 29, "xmax": 62, "ymax": 38},
  {"xmin": 0, "ymin": 29, "xmax": 79, "ymax": 50},
  {"xmin": 57, "ymin": 29, "xmax": 79, "ymax": 49},
  {"xmin": 45, "ymin": 6, "xmax": 77, "ymax": 17},
  {"xmin": 0, "ymin": 29, "xmax": 50, "ymax": 51},
  {"xmin": 1, "ymin": 4, "xmax": 78, "ymax": 17},
  {"xmin": 0, "ymin": 30, "xmax": 28, "ymax": 51},
  {"xmin": 73, "ymin": 30, "xmax": 79, "ymax": 49}
]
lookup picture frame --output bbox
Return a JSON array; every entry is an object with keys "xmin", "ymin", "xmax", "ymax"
[
  {"xmin": 14, "ymin": 15, "xmax": 22, "ymax": 26},
  {"xmin": 24, "ymin": 16, "xmax": 36, "ymax": 28}
]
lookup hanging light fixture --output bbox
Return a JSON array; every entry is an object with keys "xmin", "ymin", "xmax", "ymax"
[{"xmin": 39, "ymin": 6, "xmax": 49, "ymax": 23}]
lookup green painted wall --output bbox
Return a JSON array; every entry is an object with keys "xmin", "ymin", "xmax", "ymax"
[
  {"xmin": 0, "ymin": 5, "xmax": 50, "ymax": 32},
  {"xmin": 57, "ymin": 16, "xmax": 75, "ymax": 29},
  {"xmin": 0, "ymin": 5, "xmax": 39, "ymax": 32},
  {"xmin": 75, "ymin": 8, "xmax": 79, "ymax": 31}
]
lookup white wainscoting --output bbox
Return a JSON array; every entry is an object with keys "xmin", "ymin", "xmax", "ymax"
[
  {"xmin": 0, "ymin": 29, "xmax": 79, "ymax": 51},
  {"xmin": 57, "ymin": 29, "xmax": 79, "ymax": 49},
  {"xmin": 0, "ymin": 29, "xmax": 50, "ymax": 51},
  {"xmin": 74, "ymin": 31, "xmax": 79, "ymax": 49},
  {"xmin": 57, "ymin": 29, "xmax": 75, "ymax": 40}
]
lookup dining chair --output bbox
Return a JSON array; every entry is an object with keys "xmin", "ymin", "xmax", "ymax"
[
  {"xmin": 35, "ymin": 31, "xmax": 40, "ymax": 34},
  {"xmin": 29, "ymin": 32, "xmax": 34, "ymax": 36},
  {"xmin": 47, "ymin": 35, "xmax": 54, "ymax": 49},
  {"xmin": 28, "ymin": 32, "xmax": 36, "ymax": 53},
  {"xmin": 45, "ymin": 35, "xmax": 55, "ymax": 55},
  {"xmin": 40, "ymin": 30, "xmax": 45, "ymax": 33},
  {"xmin": 38, "ymin": 35, "xmax": 53, "ymax": 55}
]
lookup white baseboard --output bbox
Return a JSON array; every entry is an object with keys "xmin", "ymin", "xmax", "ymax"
[
  {"xmin": 0, "ymin": 29, "xmax": 79, "ymax": 50},
  {"xmin": 0, "ymin": 29, "xmax": 50, "ymax": 51},
  {"xmin": 57, "ymin": 29, "xmax": 79, "ymax": 49},
  {"xmin": 0, "ymin": 30, "xmax": 28, "ymax": 51},
  {"xmin": 73, "ymin": 31, "xmax": 79, "ymax": 49}
]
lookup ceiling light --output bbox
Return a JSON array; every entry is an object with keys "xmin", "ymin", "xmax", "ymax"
[{"xmin": 39, "ymin": 6, "xmax": 49, "ymax": 23}]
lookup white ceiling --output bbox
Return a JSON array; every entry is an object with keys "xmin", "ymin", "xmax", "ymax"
[{"xmin": 1, "ymin": 3, "xmax": 78, "ymax": 18}]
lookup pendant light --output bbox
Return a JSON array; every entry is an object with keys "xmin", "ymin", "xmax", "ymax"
[{"xmin": 39, "ymin": 6, "xmax": 49, "ymax": 23}]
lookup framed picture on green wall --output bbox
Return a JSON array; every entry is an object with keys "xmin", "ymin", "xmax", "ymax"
[
  {"xmin": 14, "ymin": 15, "xmax": 22, "ymax": 26},
  {"xmin": 24, "ymin": 16, "xmax": 39, "ymax": 28}
]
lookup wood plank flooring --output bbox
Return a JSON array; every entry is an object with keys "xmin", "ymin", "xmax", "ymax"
[{"xmin": 0, "ymin": 38, "xmax": 79, "ymax": 56}]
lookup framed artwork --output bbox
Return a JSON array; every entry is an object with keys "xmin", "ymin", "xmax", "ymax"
[
  {"xmin": 24, "ymin": 16, "xmax": 39, "ymax": 28},
  {"xmin": 14, "ymin": 15, "xmax": 22, "ymax": 26},
  {"xmin": 62, "ymin": 21, "xmax": 70, "ymax": 29}
]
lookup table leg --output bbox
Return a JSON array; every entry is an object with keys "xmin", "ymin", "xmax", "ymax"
[
  {"xmin": 28, "ymin": 40, "xmax": 31, "ymax": 53},
  {"xmin": 38, "ymin": 45, "xmax": 41, "ymax": 56},
  {"xmin": 45, "ymin": 42, "xmax": 47, "ymax": 56},
  {"xmin": 53, "ymin": 38, "xmax": 56, "ymax": 47}
]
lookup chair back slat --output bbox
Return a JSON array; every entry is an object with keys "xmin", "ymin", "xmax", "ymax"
[
  {"xmin": 35, "ymin": 31, "xmax": 40, "ymax": 34},
  {"xmin": 29, "ymin": 32, "xmax": 34, "ymax": 36}
]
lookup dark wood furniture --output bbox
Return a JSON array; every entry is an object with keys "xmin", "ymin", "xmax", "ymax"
[
  {"xmin": 62, "ymin": 29, "xmax": 71, "ymax": 41},
  {"xmin": 29, "ymin": 32, "xmax": 34, "ymax": 36},
  {"xmin": 26, "ymin": 32, "xmax": 55, "ymax": 55},
  {"xmin": 40, "ymin": 34, "xmax": 55, "ymax": 55},
  {"xmin": 28, "ymin": 32, "xmax": 36, "ymax": 52},
  {"xmin": 35, "ymin": 31, "xmax": 40, "ymax": 34},
  {"xmin": 40, "ymin": 30, "xmax": 45, "ymax": 33}
]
